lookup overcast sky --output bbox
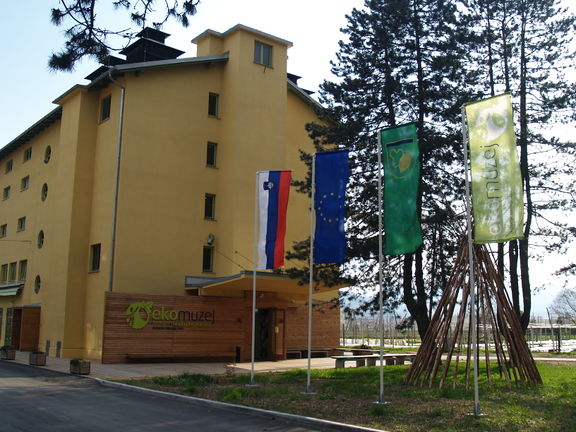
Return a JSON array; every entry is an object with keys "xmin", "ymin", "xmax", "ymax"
[{"xmin": 0, "ymin": 0, "xmax": 573, "ymax": 315}]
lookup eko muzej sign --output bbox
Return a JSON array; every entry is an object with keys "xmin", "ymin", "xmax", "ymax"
[{"xmin": 125, "ymin": 301, "xmax": 216, "ymax": 330}]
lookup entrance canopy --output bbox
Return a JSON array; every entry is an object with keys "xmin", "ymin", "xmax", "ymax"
[
  {"xmin": 185, "ymin": 270, "xmax": 345, "ymax": 301},
  {"xmin": 0, "ymin": 283, "xmax": 23, "ymax": 297}
]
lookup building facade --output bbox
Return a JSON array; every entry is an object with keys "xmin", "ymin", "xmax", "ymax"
[{"xmin": 0, "ymin": 25, "xmax": 340, "ymax": 362}]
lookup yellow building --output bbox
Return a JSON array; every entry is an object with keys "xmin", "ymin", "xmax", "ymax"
[{"xmin": 0, "ymin": 25, "xmax": 340, "ymax": 363}]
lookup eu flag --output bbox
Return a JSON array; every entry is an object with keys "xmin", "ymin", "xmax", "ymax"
[{"xmin": 314, "ymin": 150, "xmax": 349, "ymax": 263}]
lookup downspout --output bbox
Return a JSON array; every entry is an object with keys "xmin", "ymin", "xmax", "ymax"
[{"xmin": 107, "ymin": 68, "xmax": 126, "ymax": 292}]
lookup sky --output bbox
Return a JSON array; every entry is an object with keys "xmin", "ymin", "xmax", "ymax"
[{"xmin": 0, "ymin": 0, "xmax": 574, "ymax": 316}]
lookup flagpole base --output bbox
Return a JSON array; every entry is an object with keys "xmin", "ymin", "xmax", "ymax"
[
  {"xmin": 373, "ymin": 399, "xmax": 391, "ymax": 406},
  {"xmin": 301, "ymin": 384, "xmax": 315, "ymax": 395}
]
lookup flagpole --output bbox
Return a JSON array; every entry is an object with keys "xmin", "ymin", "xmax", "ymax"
[
  {"xmin": 376, "ymin": 132, "xmax": 388, "ymax": 405},
  {"xmin": 248, "ymin": 172, "xmax": 259, "ymax": 387},
  {"xmin": 304, "ymin": 154, "xmax": 316, "ymax": 395},
  {"xmin": 461, "ymin": 107, "xmax": 481, "ymax": 416}
]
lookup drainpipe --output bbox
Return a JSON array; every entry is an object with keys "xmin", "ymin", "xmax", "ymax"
[{"xmin": 107, "ymin": 68, "xmax": 126, "ymax": 292}]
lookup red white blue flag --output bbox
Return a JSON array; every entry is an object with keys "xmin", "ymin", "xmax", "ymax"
[{"xmin": 257, "ymin": 170, "xmax": 291, "ymax": 269}]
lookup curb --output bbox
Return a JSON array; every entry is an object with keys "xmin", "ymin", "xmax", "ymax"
[{"xmin": 96, "ymin": 378, "xmax": 389, "ymax": 432}]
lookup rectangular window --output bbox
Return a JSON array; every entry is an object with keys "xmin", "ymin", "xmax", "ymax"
[
  {"xmin": 90, "ymin": 243, "xmax": 101, "ymax": 272},
  {"xmin": 0, "ymin": 264, "xmax": 7, "ymax": 283},
  {"xmin": 8, "ymin": 262, "xmax": 17, "ymax": 282},
  {"xmin": 100, "ymin": 95, "xmax": 111, "ymax": 122},
  {"xmin": 0, "ymin": 224, "xmax": 6, "ymax": 238},
  {"xmin": 208, "ymin": 93, "xmax": 219, "ymax": 117},
  {"xmin": 5, "ymin": 160, "xmax": 13, "ymax": 174},
  {"xmin": 3, "ymin": 186, "xmax": 10, "ymax": 200},
  {"xmin": 204, "ymin": 194, "xmax": 216, "ymax": 219},
  {"xmin": 202, "ymin": 246, "xmax": 214, "ymax": 272},
  {"xmin": 18, "ymin": 260, "xmax": 27, "ymax": 281},
  {"xmin": 16, "ymin": 217, "xmax": 26, "ymax": 232},
  {"xmin": 206, "ymin": 142, "xmax": 218, "ymax": 167},
  {"xmin": 254, "ymin": 41, "xmax": 273, "ymax": 67},
  {"xmin": 23, "ymin": 148, "xmax": 32, "ymax": 162},
  {"xmin": 21, "ymin": 176, "xmax": 29, "ymax": 191}
]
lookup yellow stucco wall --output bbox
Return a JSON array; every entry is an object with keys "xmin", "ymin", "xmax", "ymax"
[{"xmin": 0, "ymin": 25, "xmax": 337, "ymax": 359}]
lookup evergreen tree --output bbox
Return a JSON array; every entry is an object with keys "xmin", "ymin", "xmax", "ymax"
[
  {"xmin": 468, "ymin": 0, "xmax": 576, "ymax": 331},
  {"xmin": 288, "ymin": 0, "xmax": 477, "ymax": 337}
]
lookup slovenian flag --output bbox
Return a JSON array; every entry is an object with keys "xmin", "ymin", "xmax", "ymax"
[{"xmin": 257, "ymin": 171, "xmax": 292, "ymax": 269}]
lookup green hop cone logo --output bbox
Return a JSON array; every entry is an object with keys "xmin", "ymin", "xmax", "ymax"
[{"xmin": 125, "ymin": 301, "xmax": 154, "ymax": 329}]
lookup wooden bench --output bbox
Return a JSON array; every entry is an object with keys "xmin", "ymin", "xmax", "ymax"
[
  {"xmin": 287, "ymin": 349, "xmax": 331, "ymax": 359},
  {"xmin": 331, "ymin": 353, "xmax": 417, "ymax": 368},
  {"xmin": 126, "ymin": 351, "xmax": 235, "ymax": 363},
  {"xmin": 287, "ymin": 350, "xmax": 303, "ymax": 359}
]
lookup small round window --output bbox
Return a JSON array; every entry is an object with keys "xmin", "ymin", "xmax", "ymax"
[
  {"xmin": 34, "ymin": 275, "xmax": 41, "ymax": 294},
  {"xmin": 41, "ymin": 183, "xmax": 48, "ymax": 201},
  {"xmin": 37, "ymin": 230, "xmax": 45, "ymax": 248},
  {"xmin": 44, "ymin": 146, "xmax": 52, "ymax": 164}
]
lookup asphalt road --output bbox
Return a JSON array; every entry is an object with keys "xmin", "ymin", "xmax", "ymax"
[{"xmin": 0, "ymin": 361, "xmax": 324, "ymax": 432}]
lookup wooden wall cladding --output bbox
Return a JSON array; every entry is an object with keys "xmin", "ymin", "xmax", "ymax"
[
  {"xmin": 102, "ymin": 292, "xmax": 340, "ymax": 363},
  {"xmin": 285, "ymin": 302, "xmax": 340, "ymax": 351},
  {"xmin": 103, "ymin": 292, "xmax": 246, "ymax": 363}
]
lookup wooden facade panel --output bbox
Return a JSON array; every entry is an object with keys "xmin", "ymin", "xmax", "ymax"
[
  {"xmin": 285, "ymin": 302, "xmax": 340, "ymax": 350},
  {"xmin": 103, "ymin": 292, "xmax": 339, "ymax": 363}
]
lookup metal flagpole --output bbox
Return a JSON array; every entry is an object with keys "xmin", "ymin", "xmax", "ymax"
[
  {"xmin": 461, "ymin": 107, "xmax": 481, "ymax": 416},
  {"xmin": 248, "ymin": 172, "xmax": 260, "ymax": 387},
  {"xmin": 304, "ymin": 154, "xmax": 316, "ymax": 394},
  {"xmin": 376, "ymin": 132, "xmax": 388, "ymax": 405}
]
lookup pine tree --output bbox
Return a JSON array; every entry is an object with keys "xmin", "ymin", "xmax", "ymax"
[
  {"xmin": 49, "ymin": 0, "xmax": 200, "ymax": 71},
  {"xmin": 468, "ymin": 0, "xmax": 576, "ymax": 331},
  {"xmin": 288, "ymin": 0, "xmax": 478, "ymax": 337}
]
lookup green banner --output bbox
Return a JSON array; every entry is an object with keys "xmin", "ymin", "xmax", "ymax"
[
  {"xmin": 464, "ymin": 94, "xmax": 524, "ymax": 243},
  {"xmin": 381, "ymin": 123, "xmax": 423, "ymax": 255}
]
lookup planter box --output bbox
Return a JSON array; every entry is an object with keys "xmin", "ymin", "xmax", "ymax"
[
  {"xmin": 29, "ymin": 352, "xmax": 47, "ymax": 366},
  {"xmin": 70, "ymin": 360, "xmax": 91, "ymax": 375},
  {"xmin": 0, "ymin": 349, "xmax": 16, "ymax": 360}
]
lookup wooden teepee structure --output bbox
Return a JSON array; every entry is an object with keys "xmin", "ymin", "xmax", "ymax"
[{"xmin": 405, "ymin": 239, "xmax": 542, "ymax": 389}]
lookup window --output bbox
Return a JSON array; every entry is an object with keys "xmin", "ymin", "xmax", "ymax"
[
  {"xmin": 89, "ymin": 243, "xmax": 101, "ymax": 272},
  {"xmin": 254, "ymin": 41, "xmax": 273, "ymax": 67},
  {"xmin": 204, "ymin": 194, "xmax": 216, "ymax": 219},
  {"xmin": 8, "ymin": 262, "xmax": 17, "ymax": 282},
  {"xmin": 3, "ymin": 186, "xmax": 10, "ymax": 200},
  {"xmin": 41, "ymin": 183, "xmax": 48, "ymax": 201},
  {"xmin": 18, "ymin": 260, "xmax": 27, "ymax": 281},
  {"xmin": 21, "ymin": 176, "xmax": 30, "ymax": 191},
  {"xmin": 37, "ymin": 230, "xmax": 44, "ymax": 249},
  {"xmin": 34, "ymin": 275, "xmax": 41, "ymax": 293},
  {"xmin": 5, "ymin": 160, "xmax": 13, "ymax": 174},
  {"xmin": 208, "ymin": 93, "xmax": 219, "ymax": 117},
  {"xmin": 17, "ymin": 217, "xmax": 26, "ymax": 232},
  {"xmin": 23, "ymin": 147, "xmax": 32, "ymax": 162},
  {"xmin": 202, "ymin": 246, "xmax": 214, "ymax": 272},
  {"xmin": 0, "ymin": 224, "xmax": 6, "ymax": 238},
  {"xmin": 206, "ymin": 142, "xmax": 218, "ymax": 167},
  {"xmin": 44, "ymin": 146, "xmax": 52, "ymax": 164},
  {"xmin": 100, "ymin": 95, "xmax": 111, "ymax": 122},
  {"xmin": 0, "ymin": 264, "xmax": 7, "ymax": 283}
]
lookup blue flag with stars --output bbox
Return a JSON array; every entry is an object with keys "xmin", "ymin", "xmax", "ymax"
[{"xmin": 314, "ymin": 150, "xmax": 349, "ymax": 264}]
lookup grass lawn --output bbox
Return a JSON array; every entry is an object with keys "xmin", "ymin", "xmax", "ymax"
[{"xmin": 119, "ymin": 362, "xmax": 576, "ymax": 432}]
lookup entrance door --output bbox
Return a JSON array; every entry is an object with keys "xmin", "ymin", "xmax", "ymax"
[
  {"xmin": 271, "ymin": 309, "xmax": 286, "ymax": 361},
  {"xmin": 254, "ymin": 308, "xmax": 272, "ymax": 361},
  {"xmin": 11, "ymin": 307, "xmax": 41, "ymax": 351}
]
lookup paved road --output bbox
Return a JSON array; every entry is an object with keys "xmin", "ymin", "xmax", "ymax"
[{"xmin": 0, "ymin": 361, "xmax": 324, "ymax": 432}]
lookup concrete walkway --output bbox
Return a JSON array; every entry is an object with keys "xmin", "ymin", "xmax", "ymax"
[
  {"xmin": 6, "ymin": 351, "xmax": 575, "ymax": 380},
  {"xmin": 8, "ymin": 351, "xmax": 337, "ymax": 379}
]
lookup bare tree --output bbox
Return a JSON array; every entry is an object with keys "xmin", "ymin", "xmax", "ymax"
[{"xmin": 550, "ymin": 289, "xmax": 576, "ymax": 324}]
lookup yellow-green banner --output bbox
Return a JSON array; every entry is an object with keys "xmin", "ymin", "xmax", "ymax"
[{"xmin": 464, "ymin": 94, "xmax": 524, "ymax": 243}]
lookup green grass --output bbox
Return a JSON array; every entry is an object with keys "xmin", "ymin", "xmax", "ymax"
[{"xmin": 120, "ymin": 361, "xmax": 576, "ymax": 432}]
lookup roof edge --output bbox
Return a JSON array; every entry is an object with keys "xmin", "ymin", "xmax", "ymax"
[{"xmin": 192, "ymin": 24, "xmax": 293, "ymax": 47}]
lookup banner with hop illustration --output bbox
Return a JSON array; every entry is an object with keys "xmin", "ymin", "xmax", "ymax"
[
  {"xmin": 464, "ymin": 94, "xmax": 524, "ymax": 243},
  {"xmin": 381, "ymin": 123, "xmax": 423, "ymax": 255}
]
